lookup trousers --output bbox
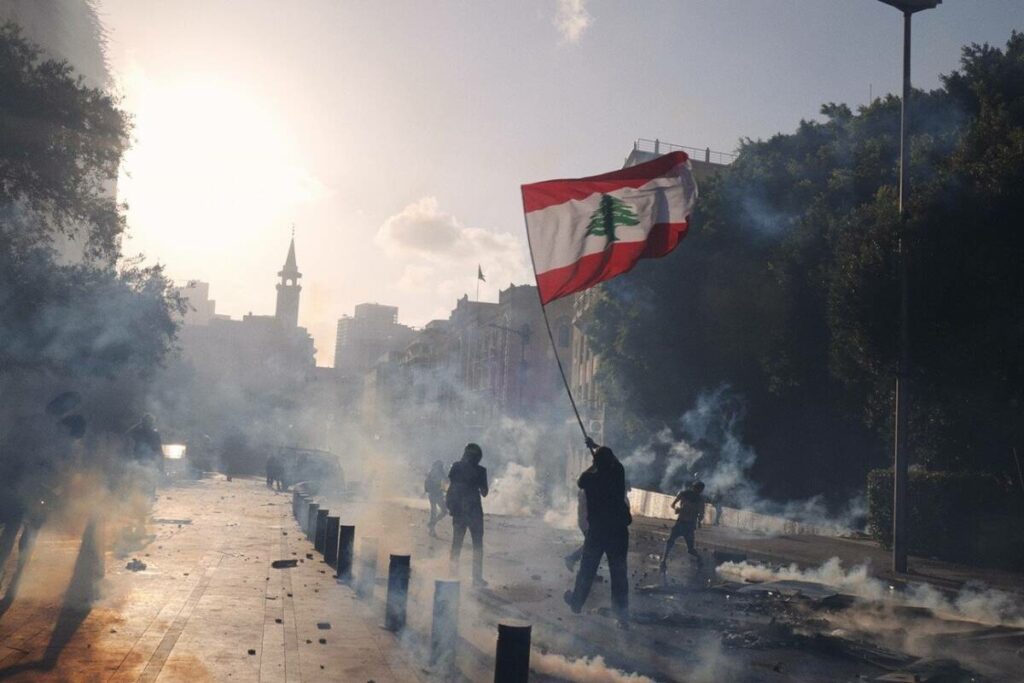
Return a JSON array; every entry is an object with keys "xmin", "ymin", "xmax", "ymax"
[
  {"xmin": 569, "ymin": 527, "xmax": 629, "ymax": 618},
  {"xmin": 450, "ymin": 513, "xmax": 484, "ymax": 581}
]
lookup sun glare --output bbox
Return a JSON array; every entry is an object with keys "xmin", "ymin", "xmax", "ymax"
[{"xmin": 118, "ymin": 69, "xmax": 326, "ymax": 270}]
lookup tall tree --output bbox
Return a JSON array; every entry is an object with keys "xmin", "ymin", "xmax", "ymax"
[{"xmin": 585, "ymin": 33, "xmax": 1024, "ymax": 501}]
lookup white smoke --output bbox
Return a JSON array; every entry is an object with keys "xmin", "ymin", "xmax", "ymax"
[
  {"xmin": 717, "ymin": 557, "xmax": 1024, "ymax": 627},
  {"xmin": 487, "ymin": 462, "xmax": 544, "ymax": 516},
  {"xmin": 532, "ymin": 651, "xmax": 655, "ymax": 683},
  {"xmin": 620, "ymin": 385, "xmax": 865, "ymax": 532}
]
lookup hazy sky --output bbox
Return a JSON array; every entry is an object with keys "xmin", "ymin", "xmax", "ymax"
[{"xmin": 98, "ymin": 0, "xmax": 1023, "ymax": 366}]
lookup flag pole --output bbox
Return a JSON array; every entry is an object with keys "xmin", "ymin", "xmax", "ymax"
[{"xmin": 520, "ymin": 188, "xmax": 593, "ymax": 453}]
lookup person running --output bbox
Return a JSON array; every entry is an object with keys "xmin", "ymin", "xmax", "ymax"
[
  {"xmin": 425, "ymin": 459, "xmax": 447, "ymax": 538},
  {"xmin": 660, "ymin": 480, "xmax": 706, "ymax": 572},
  {"xmin": 447, "ymin": 443, "xmax": 488, "ymax": 587},
  {"xmin": 564, "ymin": 437, "xmax": 631, "ymax": 629}
]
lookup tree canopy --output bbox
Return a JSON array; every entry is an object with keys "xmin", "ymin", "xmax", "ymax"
[
  {"xmin": 0, "ymin": 21, "xmax": 181, "ymax": 387},
  {"xmin": 585, "ymin": 33, "xmax": 1024, "ymax": 501}
]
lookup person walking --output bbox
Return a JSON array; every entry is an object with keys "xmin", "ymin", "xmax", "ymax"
[
  {"xmin": 447, "ymin": 443, "xmax": 488, "ymax": 587},
  {"xmin": 425, "ymin": 459, "xmax": 447, "ymax": 538},
  {"xmin": 660, "ymin": 480, "xmax": 706, "ymax": 573},
  {"xmin": 563, "ymin": 486, "xmax": 588, "ymax": 571},
  {"xmin": 564, "ymin": 438, "xmax": 631, "ymax": 629}
]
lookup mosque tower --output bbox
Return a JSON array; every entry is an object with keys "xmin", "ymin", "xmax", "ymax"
[{"xmin": 275, "ymin": 236, "xmax": 301, "ymax": 328}]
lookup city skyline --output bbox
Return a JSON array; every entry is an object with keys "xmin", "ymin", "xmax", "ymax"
[{"xmin": 98, "ymin": 0, "xmax": 1024, "ymax": 365}]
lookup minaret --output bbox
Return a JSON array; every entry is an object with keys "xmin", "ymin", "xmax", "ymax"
[{"xmin": 275, "ymin": 236, "xmax": 301, "ymax": 328}]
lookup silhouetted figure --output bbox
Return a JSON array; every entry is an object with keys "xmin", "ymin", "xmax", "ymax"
[
  {"xmin": 447, "ymin": 443, "xmax": 488, "ymax": 587},
  {"xmin": 661, "ymin": 480, "xmax": 706, "ymax": 572},
  {"xmin": 127, "ymin": 413, "xmax": 164, "ymax": 475},
  {"xmin": 425, "ymin": 460, "xmax": 447, "ymax": 538},
  {"xmin": 0, "ymin": 392, "xmax": 86, "ymax": 612},
  {"xmin": 266, "ymin": 454, "xmax": 284, "ymax": 490},
  {"xmin": 712, "ymin": 490, "xmax": 725, "ymax": 527},
  {"xmin": 565, "ymin": 438, "xmax": 631, "ymax": 629}
]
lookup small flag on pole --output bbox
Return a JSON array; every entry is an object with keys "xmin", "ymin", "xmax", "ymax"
[
  {"xmin": 477, "ymin": 265, "xmax": 486, "ymax": 282},
  {"xmin": 521, "ymin": 151, "xmax": 698, "ymax": 305}
]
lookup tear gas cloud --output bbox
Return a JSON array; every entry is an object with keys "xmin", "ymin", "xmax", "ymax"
[
  {"xmin": 718, "ymin": 557, "xmax": 1024, "ymax": 627},
  {"xmin": 620, "ymin": 384, "xmax": 867, "ymax": 532}
]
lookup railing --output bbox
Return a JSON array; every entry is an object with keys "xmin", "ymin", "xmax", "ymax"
[{"xmin": 634, "ymin": 138, "xmax": 737, "ymax": 165}]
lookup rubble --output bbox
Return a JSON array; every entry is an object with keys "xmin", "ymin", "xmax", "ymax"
[
  {"xmin": 272, "ymin": 559, "xmax": 298, "ymax": 568},
  {"xmin": 125, "ymin": 558, "xmax": 147, "ymax": 571}
]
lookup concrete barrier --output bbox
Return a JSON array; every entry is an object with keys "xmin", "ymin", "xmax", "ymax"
[{"xmin": 626, "ymin": 487, "xmax": 851, "ymax": 537}]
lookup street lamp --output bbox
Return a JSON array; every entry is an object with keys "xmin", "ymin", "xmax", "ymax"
[{"xmin": 876, "ymin": 0, "xmax": 941, "ymax": 574}]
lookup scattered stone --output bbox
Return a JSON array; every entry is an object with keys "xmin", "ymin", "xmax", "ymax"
[
  {"xmin": 275, "ymin": 618, "xmax": 282, "ymax": 624},
  {"xmin": 317, "ymin": 622, "xmax": 331, "ymax": 630},
  {"xmin": 247, "ymin": 649, "xmax": 256, "ymax": 655},
  {"xmin": 126, "ymin": 558, "xmax": 146, "ymax": 571},
  {"xmin": 318, "ymin": 638, "xmax": 326, "ymax": 644},
  {"xmin": 306, "ymin": 553, "xmax": 314, "ymax": 560}
]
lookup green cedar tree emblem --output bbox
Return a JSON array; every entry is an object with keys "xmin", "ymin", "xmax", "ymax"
[{"xmin": 586, "ymin": 194, "xmax": 639, "ymax": 244}]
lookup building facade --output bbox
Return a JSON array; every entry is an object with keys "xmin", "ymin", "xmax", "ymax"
[{"xmin": 333, "ymin": 303, "xmax": 415, "ymax": 376}]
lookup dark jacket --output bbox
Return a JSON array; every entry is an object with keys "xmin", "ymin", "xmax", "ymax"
[
  {"xmin": 578, "ymin": 450, "xmax": 631, "ymax": 532},
  {"xmin": 446, "ymin": 460, "xmax": 487, "ymax": 520}
]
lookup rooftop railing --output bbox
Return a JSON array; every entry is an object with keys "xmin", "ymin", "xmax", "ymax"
[{"xmin": 634, "ymin": 138, "xmax": 737, "ymax": 165}]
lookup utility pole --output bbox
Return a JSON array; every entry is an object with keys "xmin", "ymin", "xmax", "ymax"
[{"xmin": 876, "ymin": 0, "xmax": 941, "ymax": 574}]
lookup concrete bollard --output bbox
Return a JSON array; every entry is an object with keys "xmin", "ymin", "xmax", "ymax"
[
  {"xmin": 430, "ymin": 579, "xmax": 461, "ymax": 676},
  {"xmin": 337, "ymin": 525, "xmax": 355, "ymax": 583},
  {"xmin": 323, "ymin": 516, "xmax": 340, "ymax": 567},
  {"xmin": 297, "ymin": 494, "xmax": 310, "ymax": 526},
  {"xmin": 314, "ymin": 509, "xmax": 330, "ymax": 553},
  {"xmin": 384, "ymin": 554, "xmax": 410, "ymax": 632},
  {"xmin": 493, "ymin": 623, "xmax": 531, "ymax": 683},
  {"xmin": 291, "ymin": 491, "xmax": 299, "ymax": 519},
  {"xmin": 356, "ymin": 538, "xmax": 378, "ymax": 600},
  {"xmin": 305, "ymin": 502, "xmax": 319, "ymax": 540}
]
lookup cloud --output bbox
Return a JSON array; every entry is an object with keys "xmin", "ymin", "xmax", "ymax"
[
  {"xmin": 375, "ymin": 197, "xmax": 530, "ymax": 322},
  {"xmin": 553, "ymin": 0, "xmax": 591, "ymax": 44}
]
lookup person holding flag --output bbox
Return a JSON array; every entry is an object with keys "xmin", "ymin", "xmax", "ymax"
[{"xmin": 521, "ymin": 150, "xmax": 698, "ymax": 627}]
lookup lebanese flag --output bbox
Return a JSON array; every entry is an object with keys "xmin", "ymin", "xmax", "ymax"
[{"xmin": 521, "ymin": 151, "xmax": 698, "ymax": 305}]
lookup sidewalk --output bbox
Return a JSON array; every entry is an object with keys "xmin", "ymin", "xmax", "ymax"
[{"xmin": 0, "ymin": 476, "xmax": 425, "ymax": 683}]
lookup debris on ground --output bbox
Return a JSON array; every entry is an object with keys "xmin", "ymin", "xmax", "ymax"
[
  {"xmin": 126, "ymin": 558, "xmax": 147, "ymax": 571},
  {"xmin": 317, "ymin": 622, "xmax": 331, "ymax": 629}
]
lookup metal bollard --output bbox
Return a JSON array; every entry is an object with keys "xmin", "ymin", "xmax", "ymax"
[
  {"xmin": 323, "ymin": 516, "xmax": 340, "ymax": 567},
  {"xmin": 314, "ymin": 509, "xmax": 330, "ymax": 553},
  {"xmin": 337, "ymin": 525, "xmax": 355, "ymax": 583},
  {"xmin": 494, "ymin": 623, "xmax": 531, "ymax": 683},
  {"xmin": 384, "ymin": 554, "xmax": 410, "ymax": 632},
  {"xmin": 356, "ymin": 538, "xmax": 378, "ymax": 600},
  {"xmin": 305, "ymin": 502, "xmax": 319, "ymax": 540},
  {"xmin": 430, "ymin": 579, "xmax": 460, "ymax": 676},
  {"xmin": 298, "ymin": 494, "xmax": 311, "ymax": 527}
]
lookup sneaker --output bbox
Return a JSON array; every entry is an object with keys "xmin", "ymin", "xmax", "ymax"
[{"xmin": 563, "ymin": 590, "xmax": 581, "ymax": 614}]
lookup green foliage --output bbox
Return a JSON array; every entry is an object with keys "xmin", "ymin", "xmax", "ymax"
[
  {"xmin": 867, "ymin": 468, "xmax": 1023, "ymax": 568},
  {"xmin": 584, "ymin": 32, "xmax": 1024, "ymax": 500},
  {"xmin": 0, "ymin": 22, "xmax": 182, "ymax": 381},
  {"xmin": 586, "ymin": 194, "xmax": 639, "ymax": 243}
]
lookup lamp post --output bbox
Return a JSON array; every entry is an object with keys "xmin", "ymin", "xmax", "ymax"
[{"xmin": 876, "ymin": 0, "xmax": 941, "ymax": 574}]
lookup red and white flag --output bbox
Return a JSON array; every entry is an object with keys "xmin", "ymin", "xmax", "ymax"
[{"xmin": 521, "ymin": 151, "xmax": 698, "ymax": 305}]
